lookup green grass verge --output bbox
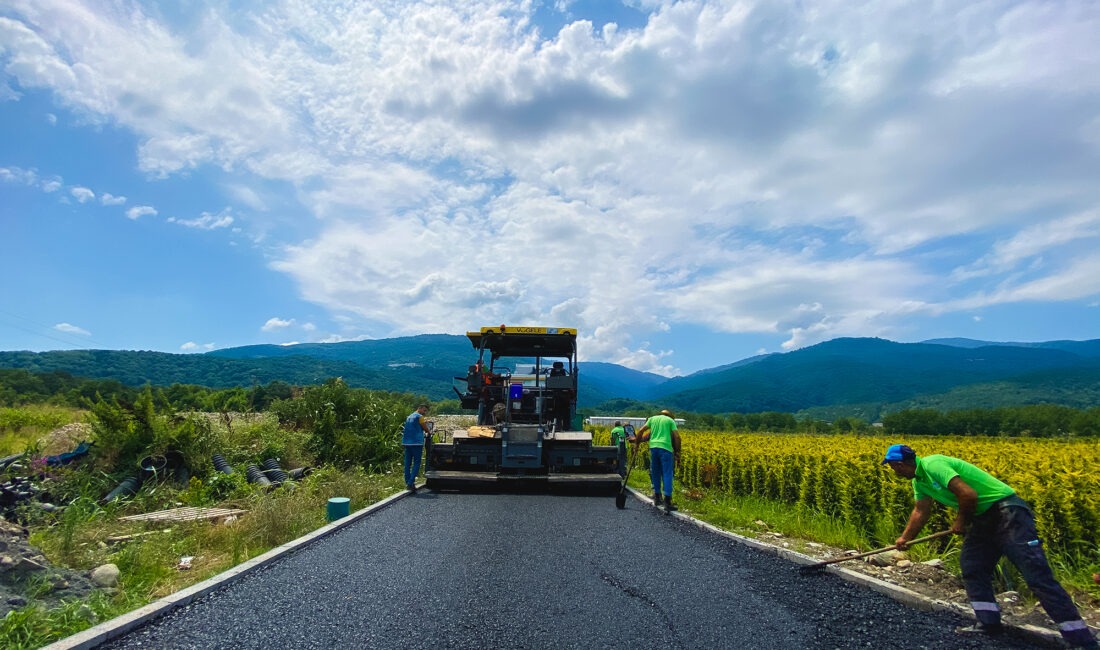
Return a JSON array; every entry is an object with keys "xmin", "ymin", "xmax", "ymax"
[{"xmin": 1, "ymin": 468, "xmax": 407, "ymax": 649}]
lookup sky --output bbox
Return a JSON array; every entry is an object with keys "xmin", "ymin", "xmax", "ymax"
[{"xmin": 2, "ymin": 0, "xmax": 1099, "ymax": 377}]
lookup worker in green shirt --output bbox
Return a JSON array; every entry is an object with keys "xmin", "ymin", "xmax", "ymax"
[
  {"xmin": 883, "ymin": 444, "xmax": 1097, "ymax": 648},
  {"xmin": 633, "ymin": 409, "xmax": 682, "ymax": 515},
  {"xmin": 610, "ymin": 421, "xmax": 635, "ymax": 479},
  {"xmin": 609, "ymin": 421, "xmax": 628, "ymax": 445}
]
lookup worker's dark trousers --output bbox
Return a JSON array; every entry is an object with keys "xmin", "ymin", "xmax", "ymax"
[
  {"xmin": 403, "ymin": 445, "xmax": 422, "ymax": 487},
  {"xmin": 960, "ymin": 496, "xmax": 1095, "ymax": 647},
  {"xmin": 649, "ymin": 448, "xmax": 674, "ymax": 497}
]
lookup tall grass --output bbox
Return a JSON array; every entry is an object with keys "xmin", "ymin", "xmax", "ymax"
[
  {"xmin": 0, "ymin": 405, "xmax": 85, "ymax": 455},
  {"xmin": 8, "ymin": 466, "xmax": 406, "ymax": 648}
]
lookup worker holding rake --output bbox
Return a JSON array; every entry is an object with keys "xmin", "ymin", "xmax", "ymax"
[
  {"xmin": 883, "ymin": 444, "xmax": 1097, "ymax": 648},
  {"xmin": 633, "ymin": 409, "xmax": 682, "ymax": 515}
]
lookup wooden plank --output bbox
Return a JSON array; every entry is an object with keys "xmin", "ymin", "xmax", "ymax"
[{"xmin": 120, "ymin": 507, "xmax": 247, "ymax": 523}]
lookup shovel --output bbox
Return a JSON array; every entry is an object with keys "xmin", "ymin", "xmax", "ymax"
[
  {"xmin": 615, "ymin": 425, "xmax": 639, "ymax": 509},
  {"xmin": 799, "ymin": 530, "xmax": 953, "ymax": 574}
]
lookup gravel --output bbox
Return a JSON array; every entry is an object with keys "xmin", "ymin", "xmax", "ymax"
[{"xmin": 101, "ymin": 490, "xmax": 1043, "ymax": 650}]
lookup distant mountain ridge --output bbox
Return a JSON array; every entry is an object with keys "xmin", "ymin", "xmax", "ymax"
[
  {"xmin": 921, "ymin": 337, "xmax": 1100, "ymax": 356},
  {"xmin": 2, "ymin": 335, "xmax": 1098, "ymax": 416}
]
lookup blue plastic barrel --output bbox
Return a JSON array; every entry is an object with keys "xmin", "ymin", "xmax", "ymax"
[{"xmin": 326, "ymin": 497, "xmax": 351, "ymax": 521}]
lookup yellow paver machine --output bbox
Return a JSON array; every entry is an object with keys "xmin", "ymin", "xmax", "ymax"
[{"xmin": 425, "ymin": 325, "xmax": 625, "ymax": 490}]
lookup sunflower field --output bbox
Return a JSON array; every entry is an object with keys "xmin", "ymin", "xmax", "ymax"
[{"xmin": 605, "ymin": 430, "xmax": 1099, "ymax": 562}]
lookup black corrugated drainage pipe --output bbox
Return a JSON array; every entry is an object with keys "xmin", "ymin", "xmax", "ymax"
[
  {"xmin": 139, "ymin": 455, "xmax": 167, "ymax": 482},
  {"xmin": 262, "ymin": 458, "xmax": 291, "ymax": 487},
  {"xmin": 245, "ymin": 464, "xmax": 272, "ymax": 488},
  {"xmin": 212, "ymin": 453, "xmax": 234, "ymax": 474},
  {"xmin": 102, "ymin": 476, "xmax": 142, "ymax": 504},
  {"xmin": 288, "ymin": 467, "xmax": 312, "ymax": 480}
]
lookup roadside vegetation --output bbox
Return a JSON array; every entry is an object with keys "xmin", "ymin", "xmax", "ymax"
[{"xmin": 0, "ymin": 378, "xmax": 418, "ymax": 649}]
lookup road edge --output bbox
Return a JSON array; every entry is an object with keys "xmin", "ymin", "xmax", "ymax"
[
  {"xmin": 42, "ymin": 487, "xmax": 412, "ymax": 650},
  {"xmin": 626, "ymin": 489, "xmax": 1066, "ymax": 649}
]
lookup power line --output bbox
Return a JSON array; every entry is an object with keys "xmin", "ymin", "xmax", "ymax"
[{"xmin": 0, "ymin": 308, "xmax": 114, "ymax": 350}]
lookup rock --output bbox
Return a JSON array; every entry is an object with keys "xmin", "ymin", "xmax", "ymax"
[
  {"xmin": 10, "ymin": 556, "xmax": 47, "ymax": 578},
  {"xmin": 77, "ymin": 603, "xmax": 96, "ymax": 622},
  {"xmin": 754, "ymin": 520, "xmax": 768, "ymax": 528},
  {"xmin": 896, "ymin": 559, "xmax": 913, "ymax": 568},
  {"xmin": 867, "ymin": 554, "xmax": 893, "ymax": 567},
  {"xmin": 921, "ymin": 558, "xmax": 945, "ymax": 568},
  {"xmin": 997, "ymin": 590, "xmax": 1019, "ymax": 603},
  {"xmin": 7, "ymin": 596, "xmax": 26, "ymax": 607},
  {"xmin": 90, "ymin": 563, "xmax": 120, "ymax": 587},
  {"xmin": 0, "ymin": 555, "xmax": 14, "ymax": 569},
  {"xmin": 806, "ymin": 542, "xmax": 823, "ymax": 548}
]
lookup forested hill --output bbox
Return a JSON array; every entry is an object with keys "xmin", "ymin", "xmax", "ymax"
[
  {"xmin": 205, "ymin": 334, "xmax": 473, "ymax": 369},
  {"xmin": 2, "ymin": 336, "xmax": 1099, "ymax": 415},
  {"xmin": 0, "ymin": 349, "xmax": 448, "ymax": 397},
  {"xmin": 654, "ymin": 338, "xmax": 1100, "ymax": 414}
]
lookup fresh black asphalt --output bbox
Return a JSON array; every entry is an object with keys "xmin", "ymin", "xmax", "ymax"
[{"xmin": 101, "ymin": 490, "xmax": 1042, "ymax": 649}]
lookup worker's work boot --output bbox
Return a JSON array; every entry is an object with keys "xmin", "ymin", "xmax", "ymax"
[
  {"xmin": 652, "ymin": 491, "xmax": 661, "ymax": 505},
  {"xmin": 955, "ymin": 622, "xmax": 1003, "ymax": 636},
  {"xmin": 663, "ymin": 495, "xmax": 677, "ymax": 515}
]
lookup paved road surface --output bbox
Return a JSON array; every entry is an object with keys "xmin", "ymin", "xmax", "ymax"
[{"xmin": 102, "ymin": 490, "xmax": 1042, "ymax": 649}]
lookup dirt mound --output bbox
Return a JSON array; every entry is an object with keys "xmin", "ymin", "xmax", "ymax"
[{"xmin": 37, "ymin": 422, "xmax": 93, "ymax": 456}]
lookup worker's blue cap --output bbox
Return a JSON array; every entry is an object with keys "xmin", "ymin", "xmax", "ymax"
[{"xmin": 881, "ymin": 444, "xmax": 916, "ymax": 464}]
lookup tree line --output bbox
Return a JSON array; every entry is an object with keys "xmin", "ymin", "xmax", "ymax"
[
  {"xmin": 577, "ymin": 397, "xmax": 1100, "ymax": 438},
  {"xmin": 5, "ymin": 368, "xmax": 1098, "ymax": 438}
]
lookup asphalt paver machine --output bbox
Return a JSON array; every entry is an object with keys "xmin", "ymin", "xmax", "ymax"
[{"xmin": 425, "ymin": 325, "xmax": 624, "ymax": 489}]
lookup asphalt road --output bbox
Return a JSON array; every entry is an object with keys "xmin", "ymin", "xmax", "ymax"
[{"xmin": 101, "ymin": 490, "xmax": 1043, "ymax": 650}]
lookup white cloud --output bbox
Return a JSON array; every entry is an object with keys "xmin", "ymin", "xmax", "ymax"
[
  {"xmin": 100, "ymin": 192, "xmax": 126, "ymax": 205},
  {"xmin": 167, "ymin": 209, "xmax": 234, "ymax": 230},
  {"xmin": 180, "ymin": 341, "xmax": 215, "ymax": 352},
  {"xmin": 4, "ymin": 1, "xmax": 1099, "ymax": 372},
  {"xmin": 70, "ymin": 186, "xmax": 94, "ymax": 202},
  {"xmin": 227, "ymin": 184, "xmax": 267, "ymax": 211},
  {"xmin": 261, "ymin": 317, "xmax": 294, "ymax": 331},
  {"xmin": 53, "ymin": 322, "xmax": 90, "ymax": 336},
  {"xmin": 0, "ymin": 166, "xmax": 37, "ymax": 184},
  {"xmin": 126, "ymin": 205, "xmax": 157, "ymax": 220}
]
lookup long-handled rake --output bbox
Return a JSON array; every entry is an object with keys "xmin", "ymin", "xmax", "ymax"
[
  {"xmin": 799, "ymin": 530, "xmax": 953, "ymax": 574},
  {"xmin": 615, "ymin": 425, "xmax": 639, "ymax": 509}
]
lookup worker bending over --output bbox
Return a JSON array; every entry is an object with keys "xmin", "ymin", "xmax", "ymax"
[{"xmin": 883, "ymin": 444, "xmax": 1097, "ymax": 648}]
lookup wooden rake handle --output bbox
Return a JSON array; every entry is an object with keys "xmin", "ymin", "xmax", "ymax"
[{"xmin": 801, "ymin": 530, "xmax": 953, "ymax": 572}]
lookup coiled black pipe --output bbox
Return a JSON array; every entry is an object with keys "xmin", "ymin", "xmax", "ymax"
[
  {"xmin": 261, "ymin": 458, "xmax": 290, "ymax": 485},
  {"xmin": 212, "ymin": 453, "xmax": 234, "ymax": 474},
  {"xmin": 245, "ymin": 464, "xmax": 272, "ymax": 487}
]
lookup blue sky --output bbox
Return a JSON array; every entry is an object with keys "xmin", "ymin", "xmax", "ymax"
[{"xmin": 2, "ymin": 1, "xmax": 1099, "ymax": 377}]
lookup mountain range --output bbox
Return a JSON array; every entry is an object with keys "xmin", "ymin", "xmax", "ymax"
[{"xmin": 2, "ymin": 336, "xmax": 1099, "ymax": 419}]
